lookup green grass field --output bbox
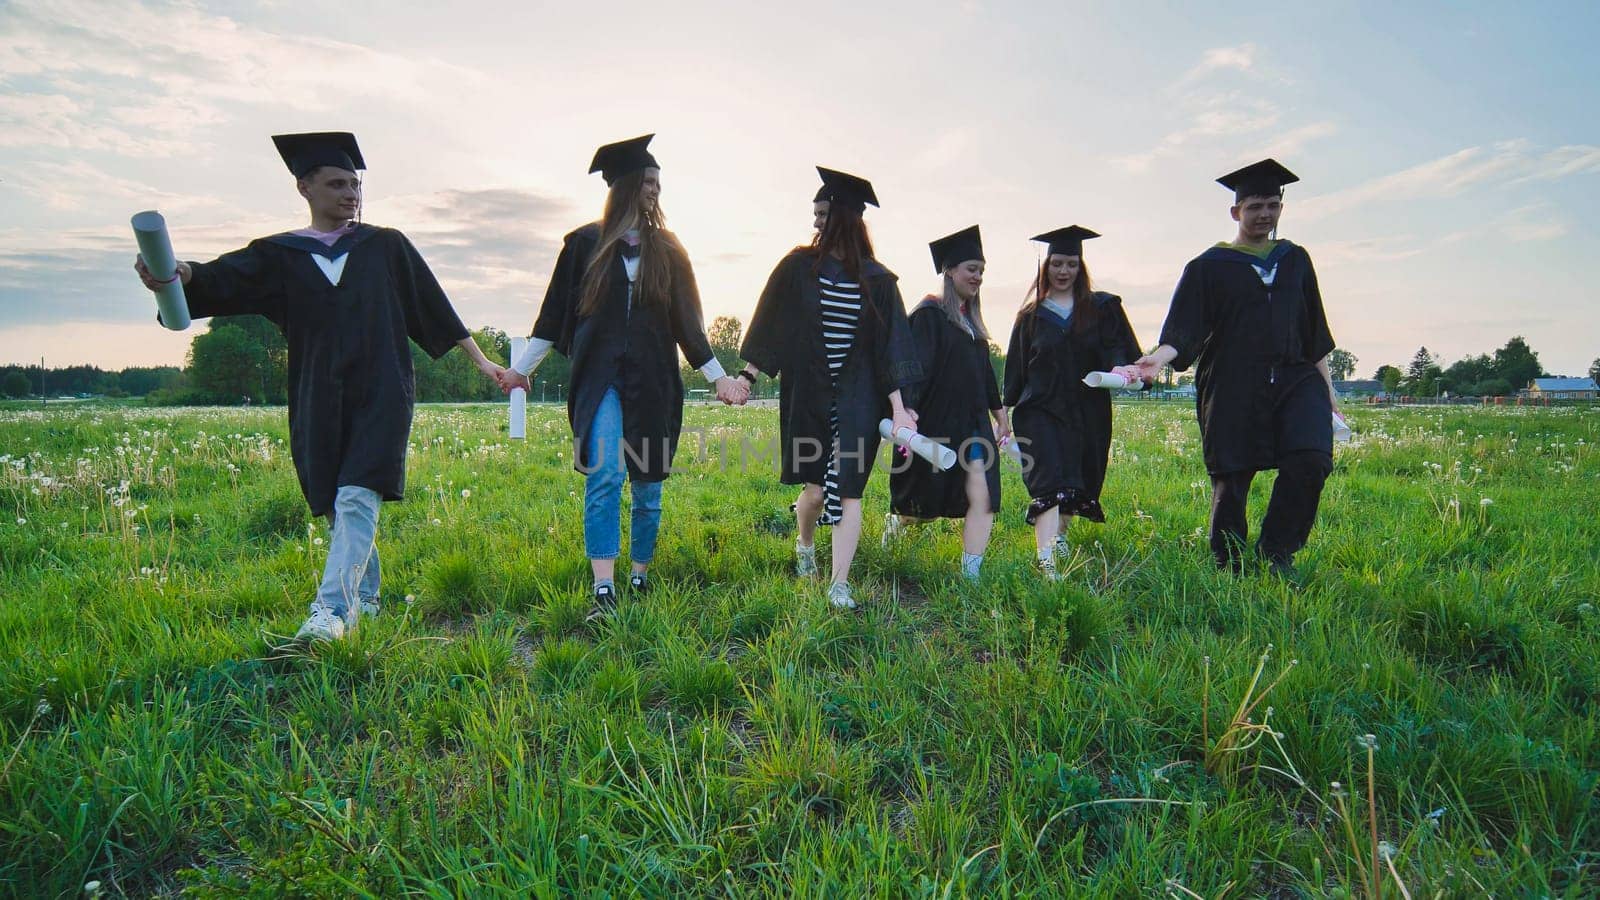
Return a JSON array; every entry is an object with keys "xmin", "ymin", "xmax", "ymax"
[{"xmin": 1, "ymin": 400, "xmax": 1596, "ymax": 897}]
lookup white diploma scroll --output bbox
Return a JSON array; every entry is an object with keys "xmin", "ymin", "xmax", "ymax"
[
  {"xmin": 1333, "ymin": 411, "xmax": 1352, "ymax": 443},
  {"xmin": 879, "ymin": 419, "xmax": 958, "ymax": 471},
  {"xmin": 1082, "ymin": 371, "xmax": 1131, "ymax": 389},
  {"xmin": 130, "ymin": 211, "xmax": 190, "ymax": 331},
  {"xmin": 509, "ymin": 336, "xmax": 528, "ymax": 439}
]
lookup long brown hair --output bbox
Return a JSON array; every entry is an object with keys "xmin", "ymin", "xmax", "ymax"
[
  {"xmin": 1021, "ymin": 255, "xmax": 1100, "ymax": 334},
  {"xmin": 802, "ymin": 203, "xmax": 875, "ymax": 281},
  {"xmin": 577, "ymin": 169, "xmax": 684, "ymax": 316}
]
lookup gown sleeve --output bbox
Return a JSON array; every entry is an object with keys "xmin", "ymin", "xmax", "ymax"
[
  {"xmin": 1002, "ymin": 312, "xmax": 1029, "ymax": 407},
  {"xmin": 874, "ymin": 278, "xmax": 922, "ymax": 397},
  {"xmin": 393, "ymin": 231, "xmax": 469, "ymax": 360},
  {"xmin": 739, "ymin": 255, "xmax": 796, "ymax": 378},
  {"xmin": 180, "ymin": 242, "xmax": 286, "ymax": 327},
  {"xmin": 903, "ymin": 305, "xmax": 942, "ymax": 410},
  {"xmin": 1298, "ymin": 250, "xmax": 1335, "ymax": 363},
  {"xmin": 1159, "ymin": 259, "xmax": 1212, "ymax": 373},
  {"xmin": 531, "ymin": 231, "xmax": 589, "ymax": 356},
  {"xmin": 984, "ymin": 339, "xmax": 1003, "ymax": 411},
  {"xmin": 665, "ymin": 238, "xmax": 714, "ymax": 370}
]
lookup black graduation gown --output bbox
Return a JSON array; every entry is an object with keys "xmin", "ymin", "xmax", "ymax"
[
  {"xmin": 531, "ymin": 223, "xmax": 714, "ymax": 482},
  {"xmin": 1003, "ymin": 292, "xmax": 1142, "ymax": 515},
  {"xmin": 176, "ymin": 225, "xmax": 468, "ymax": 517},
  {"xmin": 1158, "ymin": 240, "xmax": 1335, "ymax": 476},
  {"xmin": 740, "ymin": 250, "xmax": 921, "ymax": 498},
  {"xmin": 889, "ymin": 299, "xmax": 1002, "ymax": 519}
]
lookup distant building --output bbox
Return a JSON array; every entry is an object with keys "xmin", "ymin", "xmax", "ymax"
[
  {"xmin": 1333, "ymin": 379, "xmax": 1387, "ymax": 399},
  {"xmin": 1527, "ymin": 377, "xmax": 1599, "ymax": 400}
]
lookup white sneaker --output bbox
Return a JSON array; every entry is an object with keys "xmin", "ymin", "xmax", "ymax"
[
  {"xmin": 1037, "ymin": 555, "xmax": 1061, "ymax": 582},
  {"xmin": 1054, "ymin": 535, "xmax": 1070, "ymax": 559},
  {"xmin": 359, "ymin": 597, "xmax": 381, "ymax": 619},
  {"xmin": 796, "ymin": 543, "xmax": 819, "ymax": 578},
  {"xmin": 828, "ymin": 581, "xmax": 857, "ymax": 610},
  {"xmin": 881, "ymin": 513, "xmax": 903, "ymax": 548},
  {"xmin": 295, "ymin": 607, "xmax": 347, "ymax": 643}
]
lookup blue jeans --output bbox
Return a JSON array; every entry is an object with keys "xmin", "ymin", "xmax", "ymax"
[
  {"xmin": 313, "ymin": 484, "xmax": 381, "ymax": 620},
  {"xmin": 584, "ymin": 387, "xmax": 663, "ymax": 563}
]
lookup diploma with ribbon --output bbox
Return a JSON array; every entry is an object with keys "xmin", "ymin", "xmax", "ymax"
[
  {"xmin": 508, "ymin": 336, "xmax": 528, "ymax": 439},
  {"xmin": 130, "ymin": 211, "xmax": 190, "ymax": 331},
  {"xmin": 878, "ymin": 419, "xmax": 958, "ymax": 470}
]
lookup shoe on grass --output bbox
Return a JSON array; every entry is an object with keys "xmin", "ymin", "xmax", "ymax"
[
  {"xmin": 880, "ymin": 513, "xmax": 903, "ymax": 548},
  {"xmin": 795, "ymin": 542, "xmax": 819, "ymax": 578},
  {"xmin": 359, "ymin": 597, "xmax": 381, "ymax": 618},
  {"xmin": 1037, "ymin": 555, "xmax": 1061, "ymax": 582},
  {"xmin": 585, "ymin": 583, "xmax": 618, "ymax": 623},
  {"xmin": 628, "ymin": 572, "xmax": 649, "ymax": 594},
  {"xmin": 295, "ymin": 607, "xmax": 347, "ymax": 644},
  {"xmin": 828, "ymin": 581, "xmax": 857, "ymax": 610}
]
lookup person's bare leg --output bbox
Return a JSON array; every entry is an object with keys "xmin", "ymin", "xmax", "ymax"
[
  {"xmin": 961, "ymin": 469, "xmax": 994, "ymax": 556},
  {"xmin": 830, "ymin": 498, "xmax": 863, "ymax": 585},
  {"xmin": 796, "ymin": 483, "xmax": 824, "ymax": 546},
  {"xmin": 1033, "ymin": 506, "xmax": 1061, "ymax": 554}
]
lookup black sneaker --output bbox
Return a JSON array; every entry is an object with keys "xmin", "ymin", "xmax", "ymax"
[
  {"xmin": 628, "ymin": 573, "xmax": 649, "ymax": 595},
  {"xmin": 586, "ymin": 584, "xmax": 618, "ymax": 622}
]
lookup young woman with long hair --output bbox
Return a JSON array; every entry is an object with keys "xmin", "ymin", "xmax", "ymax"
[
  {"xmin": 885, "ymin": 226, "xmax": 1010, "ymax": 581},
  {"xmin": 738, "ymin": 167, "xmax": 920, "ymax": 609},
  {"xmin": 1003, "ymin": 226, "xmax": 1145, "ymax": 580},
  {"xmin": 501, "ymin": 134, "xmax": 744, "ymax": 617}
]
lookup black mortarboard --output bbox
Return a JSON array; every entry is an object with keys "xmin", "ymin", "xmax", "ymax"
[
  {"xmin": 589, "ymin": 134, "xmax": 659, "ymax": 186},
  {"xmin": 929, "ymin": 225, "xmax": 984, "ymax": 274},
  {"xmin": 815, "ymin": 167, "xmax": 878, "ymax": 212},
  {"xmin": 273, "ymin": 132, "xmax": 364, "ymax": 178},
  {"xmin": 1217, "ymin": 158, "xmax": 1298, "ymax": 201},
  {"xmin": 1030, "ymin": 225, "xmax": 1100, "ymax": 257}
]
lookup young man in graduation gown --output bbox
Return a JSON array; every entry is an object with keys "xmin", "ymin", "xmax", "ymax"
[
  {"xmin": 1133, "ymin": 159, "xmax": 1342, "ymax": 576},
  {"xmin": 134, "ymin": 132, "xmax": 503, "ymax": 642}
]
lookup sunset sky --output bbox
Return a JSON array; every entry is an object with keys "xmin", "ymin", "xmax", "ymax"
[{"xmin": 3, "ymin": 0, "xmax": 1598, "ymax": 377}]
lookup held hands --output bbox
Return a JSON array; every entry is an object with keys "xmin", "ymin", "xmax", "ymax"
[
  {"xmin": 133, "ymin": 255, "xmax": 191, "ymax": 291},
  {"xmin": 496, "ymin": 368, "xmax": 531, "ymax": 395},
  {"xmin": 1130, "ymin": 355, "xmax": 1166, "ymax": 384},
  {"xmin": 1110, "ymin": 364, "xmax": 1147, "ymax": 386},
  {"xmin": 713, "ymin": 375, "xmax": 750, "ymax": 406}
]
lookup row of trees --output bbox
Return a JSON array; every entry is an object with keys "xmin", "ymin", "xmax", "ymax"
[
  {"xmin": 9, "ymin": 322, "xmax": 1594, "ymax": 406},
  {"xmin": 1371, "ymin": 336, "xmax": 1547, "ymax": 398}
]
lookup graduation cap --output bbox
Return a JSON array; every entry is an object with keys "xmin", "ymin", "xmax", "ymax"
[
  {"xmin": 1217, "ymin": 158, "xmax": 1298, "ymax": 202},
  {"xmin": 589, "ymin": 134, "xmax": 659, "ymax": 186},
  {"xmin": 273, "ymin": 132, "xmax": 364, "ymax": 178},
  {"xmin": 1030, "ymin": 225, "xmax": 1100, "ymax": 257},
  {"xmin": 929, "ymin": 225, "xmax": 984, "ymax": 274},
  {"xmin": 815, "ymin": 166, "xmax": 878, "ymax": 212}
]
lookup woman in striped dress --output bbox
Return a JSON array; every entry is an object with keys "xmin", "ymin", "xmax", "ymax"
[{"xmin": 739, "ymin": 167, "xmax": 921, "ymax": 609}]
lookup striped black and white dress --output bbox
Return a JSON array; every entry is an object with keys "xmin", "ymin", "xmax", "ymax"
[{"xmin": 818, "ymin": 269, "xmax": 862, "ymax": 525}]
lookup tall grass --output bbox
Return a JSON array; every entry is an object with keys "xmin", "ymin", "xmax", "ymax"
[{"xmin": 0, "ymin": 400, "xmax": 1595, "ymax": 895}]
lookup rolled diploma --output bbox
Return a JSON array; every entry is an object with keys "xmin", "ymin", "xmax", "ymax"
[
  {"xmin": 1082, "ymin": 371, "xmax": 1130, "ymax": 389},
  {"xmin": 878, "ymin": 419, "xmax": 958, "ymax": 470},
  {"xmin": 131, "ymin": 211, "xmax": 190, "ymax": 331},
  {"xmin": 509, "ymin": 336, "xmax": 528, "ymax": 439},
  {"xmin": 1333, "ymin": 411, "xmax": 1352, "ymax": 443}
]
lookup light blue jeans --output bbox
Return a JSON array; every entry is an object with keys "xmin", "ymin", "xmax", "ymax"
[
  {"xmin": 313, "ymin": 484, "xmax": 381, "ymax": 620},
  {"xmin": 584, "ymin": 387, "xmax": 663, "ymax": 563}
]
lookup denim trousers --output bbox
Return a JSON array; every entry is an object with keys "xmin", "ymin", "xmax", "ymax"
[
  {"xmin": 313, "ymin": 484, "xmax": 381, "ymax": 619},
  {"xmin": 584, "ymin": 387, "xmax": 663, "ymax": 562}
]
